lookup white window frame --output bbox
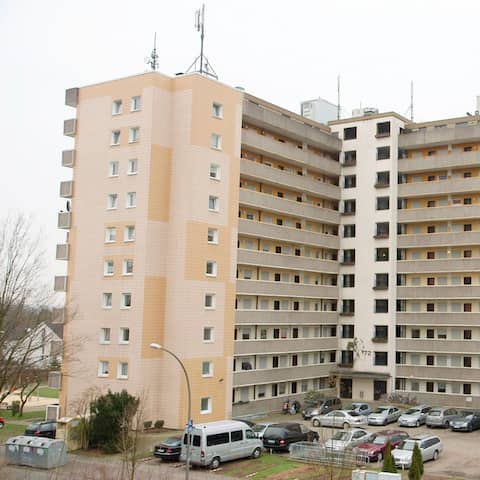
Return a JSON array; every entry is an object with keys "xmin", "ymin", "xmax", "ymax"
[
  {"xmin": 129, "ymin": 127, "xmax": 140, "ymax": 143},
  {"xmin": 119, "ymin": 327, "xmax": 130, "ymax": 344},
  {"xmin": 105, "ymin": 227, "xmax": 117, "ymax": 243},
  {"xmin": 127, "ymin": 158, "xmax": 138, "ymax": 175},
  {"xmin": 121, "ymin": 293, "xmax": 132, "ymax": 309},
  {"xmin": 205, "ymin": 261, "xmax": 217, "ymax": 277},
  {"xmin": 209, "ymin": 163, "xmax": 221, "ymax": 180},
  {"xmin": 200, "ymin": 397, "xmax": 212, "ymax": 414},
  {"xmin": 104, "ymin": 260, "xmax": 114, "ymax": 276},
  {"xmin": 126, "ymin": 192, "xmax": 136, "ymax": 208},
  {"xmin": 131, "ymin": 96, "xmax": 141, "ymax": 112},
  {"xmin": 109, "ymin": 160, "xmax": 119, "ymax": 177},
  {"xmin": 204, "ymin": 293, "xmax": 216, "ymax": 309},
  {"xmin": 210, "ymin": 133, "xmax": 222, "ymax": 150},
  {"xmin": 207, "ymin": 228, "xmax": 218, "ymax": 244},
  {"xmin": 98, "ymin": 361, "xmax": 109, "ymax": 377},
  {"xmin": 100, "ymin": 328, "xmax": 111, "ymax": 344},
  {"xmin": 107, "ymin": 193, "xmax": 118, "ymax": 210},
  {"xmin": 202, "ymin": 361, "xmax": 213, "ymax": 377},
  {"xmin": 203, "ymin": 326, "xmax": 214, "ymax": 342},
  {"xmin": 212, "ymin": 102, "xmax": 223, "ymax": 119},
  {"xmin": 123, "ymin": 259, "xmax": 133, "ymax": 275},
  {"xmin": 112, "ymin": 100, "xmax": 122, "ymax": 115},
  {"xmin": 102, "ymin": 292, "xmax": 112, "ymax": 309},
  {"xmin": 111, "ymin": 130, "xmax": 121, "ymax": 146},
  {"xmin": 208, "ymin": 195, "xmax": 219, "ymax": 212},
  {"xmin": 117, "ymin": 362, "xmax": 129, "ymax": 379},
  {"xmin": 124, "ymin": 225, "xmax": 135, "ymax": 242}
]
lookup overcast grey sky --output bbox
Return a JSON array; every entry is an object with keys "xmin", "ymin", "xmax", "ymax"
[{"xmin": 1, "ymin": 0, "xmax": 479, "ymax": 285}]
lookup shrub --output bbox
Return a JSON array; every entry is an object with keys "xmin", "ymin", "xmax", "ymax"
[
  {"xmin": 409, "ymin": 443, "xmax": 424, "ymax": 480},
  {"xmin": 11, "ymin": 401, "xmax": 20, "ymax": 416},
  {"xmin": 154, "ymin": 420, "xmax": 164, "ymax": 429},
  {"xmin": 143, "ymin": 421, "xmax": 152, "ymax": 430},
  {"xmin": 382, "ymin": 440, "xmax": 397, "ymax": 473},
  {"xmin": 303, "ymin": 390, "xmax": 325, "ymax": 406}
]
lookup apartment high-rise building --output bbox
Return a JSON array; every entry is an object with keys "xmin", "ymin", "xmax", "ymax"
[{"xmin": 57, "ymin": 70, "xmax": 480, "ymax": 428}]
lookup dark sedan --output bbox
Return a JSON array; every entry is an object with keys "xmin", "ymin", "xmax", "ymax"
[
  {"xmin": 450, "ymin": 413, "xmax": 480, "ymax": 432},
  {"xmin": 262, "ymin": 422, "xmax": 319, "ymax": 451},
  {"xmin": 154, "ymin": 436, "xmax": 182, "ymax": 460},
  {"xmin": 25, "ymin": 421, "xmax": 56, "ymax": 439}
]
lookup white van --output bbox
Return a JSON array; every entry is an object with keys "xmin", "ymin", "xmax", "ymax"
[{"xmin": 180, "ymin": 420, "xmax": 263, "ymax": 469}]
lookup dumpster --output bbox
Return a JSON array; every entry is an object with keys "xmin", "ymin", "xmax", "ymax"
[
  {"xmin": 4, "ymin": 436, "xmax": 28, "ymax": 464},
  {"xmin": 30, "ymin": 437, "xmax": 67, "ymax": 469},
  {"xmin": 19, "ymin": 436, "xmax": 37, "ymax": 467}
]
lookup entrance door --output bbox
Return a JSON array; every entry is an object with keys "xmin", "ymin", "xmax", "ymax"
[
  {"xmin": 374, "ymin": 380, "xmax": 387, "ymax": 401},
  {"xmin": 340, "ymin": 378, "xmax": 352, "ymax": 399}
]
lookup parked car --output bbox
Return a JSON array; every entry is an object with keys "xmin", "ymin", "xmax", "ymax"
[
  {"xmin": 301, "ymin": 397, "xmax": 342, "ymax": 420},
  {"xmin": 398, "ymin": 405, "xmax": 431, "ymax": 427},
  {"xmin": 392, "ymin": 435, "xmax": 442, "ymax": 469},
  {"xmin": 262, "ymin": 423, "xmax": 319, "ymax": 451},
  {"xmin": 343, "ymin": 402, "xmax": 372, "ymax": 416},
  {"xmin": 0, "ymin": 417, "xmax": 5, "ymax": 429},
  {"xmin": 450, "ymin": 412, "xmax": 480, "ymax": 432},
  {"xmin": 312, "ymin": 410, "xmax": 366, "ymax": 428},
  {"xmin": 325, "ymin": 428, "xmax": 373, "ymax": 451},
  {"xmin": 355, "ymin": 429, "xmax": 409, "ymax": 462},
  {"xmin": 24, "ymin": 421, "xmax": 57, "ymax": 439},
  {"xmin": 367, "ymin": 406, "xmax": 401, "ymax": 426},
  {"xmin": 154, "ymin": 436, "xmax": 182, "ymax": 461},
  {"xmin": 252, "ymin": 422, "xmax": 274, "ymax": 439},
  {"xmin": 426, "ymin": 407, "xmax": 461, "ymax": 428}
]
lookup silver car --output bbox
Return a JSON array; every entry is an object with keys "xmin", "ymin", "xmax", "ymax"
[
  {"xmin": 392, "ymin": 435, "xmax": 442, "ymax": 468},
  {"xmin": 368, "ymin": 406, "xmax": 401, "ymax": 426},
  {"xmin": 325, "ymin": 428, "xmax": 373, "ymax": 451},
  {"xmin": 398, "ymin": 405, "xmax": 431, "ymax": 427},
  {"xmin": 343, "ymin": 402, "xmax": 372, "ymax": 416},
  {"xmin": 311, "ymin": 410, "xmax": 366, "ymax": 428},
  {"xmin": 426, "ymin": 407, "xmax": 460, "ymax": 428}
]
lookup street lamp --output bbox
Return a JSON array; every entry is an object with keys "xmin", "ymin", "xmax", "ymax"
[{"xmin": 150, "ymin": 343, "xmax": 192, "ymax": 480}]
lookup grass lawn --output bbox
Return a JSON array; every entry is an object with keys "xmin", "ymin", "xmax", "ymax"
[
  {"xmin": 0, "ymin": 423, "xmax": 25, "ymax": 444},
  {"xmin": 34, "ymin": 386, "xmax": 59, "ymax": 399},
  {"xmin": 0, "ymin": 409, "xmax": 44, "ymax": 421}
]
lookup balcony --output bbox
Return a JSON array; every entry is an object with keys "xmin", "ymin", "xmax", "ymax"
[
  {"xmin": 398, "ymin": 231, "xmax": 480, "ymax": 248},
  {"xmin": 371, "ymin": 337, "xmax": 389, "ymax": 343},
  {"xmin": 65, "ymin": 87, "xmax": 79, "ymax": 107},
  {"xmin": 396, "ymin": 312, "xmax": 480, "ymax": 326},
  {"xmin": 398, "ymin": 205, "xmax": 480, "ymax": 223},
  {"xmin": 242, "ymin": 98, "xmax": 342, "ymax": 153},
  {"xmin": 63, "ymin": 118, "xmax": 77, "ymax": 137},
  {"xmin": 234, "ymin": 337, "xmax": 338, "ymax": 355},
  {"xmin": 239, "ymin": 189, "xmax": 340, "ymax": 224},
  {"xmin": 240, "ymin": 159, "xmax": 340, "ymax": 200},
  {"xmin": 237, "ymin": 219, "xmax": 339, "ymax": 249},
  {"xmin": 397, "ymin": 285, "xmax": 480, "ymax": 299},
  {"xmin": 52, "ymin": 308, "xmax": 65, "ymax": 324},
  {"xmin": 396, "ymin": 338, "xmax": 480, "ymax": 354},
  {"xmin": 398, "ymin": 177, "xmax": 480, "ymax": 198},
  {"xmin": 57, "ymin": 212, "xmax": 71, "ymax": 229},
  {"xmin": 397, "ymin": 258, "xmax": 480, "ymax": 274},
  {"xmin": 399, "ymin": 123, "xmax": 480, "ymax": 149},
  {"xmin": 237, "ymin": 249, "xmax": 339, "ymax": 274},
  {"xmin": 236, "ymin": 279, "xmax": 338, "ymax": 299},
  {"xmin": 396, "ymin": 365, "xmax": 480, "ymax": 382},
  {"xmin": 62, "ymin": 150, "xmax": 75, "ymax": 168},
  {"xmin": 54, "ymin": 276, "xmax": 68, "ymax": 292},
  {"xmin": 55, "ymin": 244, "xmax": 69, "ymax": 261},
  {"xmin": 399, "ymin": 149, "xmax": 480, "ymax": 173},
  {"xmin": 235, "ymin": 310, "xmax": 338, "ymax": 325},
  {"xmin": 59, "ymin": 181, "xmax": 73, "ymax": 198}
]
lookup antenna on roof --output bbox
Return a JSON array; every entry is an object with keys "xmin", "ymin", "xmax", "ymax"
[
  {"xmin": 405, "ymin": 81, "xmax": 414, "ymax": 121},
  {"xmin": 337, "ymin": 75, "xmax": 341, "ymax": 120},
  {"xmin": 185, "ymin": 4, "xmax": 218, "ymax": 79},
  {"xmin": 145, "ymin": 32, "xmax": 159, "ymax": 71}
]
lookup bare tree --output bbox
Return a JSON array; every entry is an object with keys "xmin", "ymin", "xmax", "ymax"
[{"xmin": 70, "ymin": 386, "xmax": 101, "ymax": 450}]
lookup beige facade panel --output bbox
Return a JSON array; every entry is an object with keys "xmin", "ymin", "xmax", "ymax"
[
  {"xmin": 397, "ymin": 312, "xmax": 480, "ymax": 326},
  {"xmin": 237, "ymin": 249, "xmax": 339, "ymax": 274},
  {"xmin": 239, "ymin": 189, "xmax": 340, "ymax": 224},
  {"xmin": 398, "ymin": 177, "xmax": 480, "ymax": 198},
  {"xmin": 243, "ymin": 98, "xmax": 341, "ymax": 153},
  {"xmin": 396, "ymin": 365, "xmax": 480, "ymax": 382},
  {"xmin": 238, "ymin": 218, "xmax": 339, "ymax": 248},
  {"xmin": 398, "ymin": 150, "xmax": 480, "ymax": 173},
  {"xmin": 148, "ymin": 145, "xmax": 172, "ymax": 222},
  {"xmin": 398, "ymin": 232, "xmax": 480, "ymax": 248},
  {"xmin": 234, "ymin": 364, "xmax": 333, "ymax": 386},
  {"xmin": 399, "ymin": 123, "xmax": 480, "ymax": 149},
  {"xmin": 398, "ymin": 258, "xmax": 480, "ymax": 274},
  {"xmin": 398, "ymin": 205, "xmax": 480, "ymax": 223},
  {"xmin": 396, "ymin": 338, "xmax": 480, "ymax": 354},
  {"xmin": 236, "ymin": 279, "xmax": 338, "ymax": 298},
  {"xmin": 241, "ymin": 129, "xmax": 340, "ymax": 176},
  {"xmin": 235, "ymin": 310, "xmax": 338, "ymax": 325},
  {"xmin": 141, "ymin": 277, "xmax": 167, "ymax": 358},
  {"xmin": 397, "ymin": 285, "xmax": 480, "ymax": 299},
  {"xmin": 240, "ymin": 158, "xmax": 340, "ymax": 200},
  {"xmin": 234, "ymin": 337, "xmax": 338, "ymax": 355}
]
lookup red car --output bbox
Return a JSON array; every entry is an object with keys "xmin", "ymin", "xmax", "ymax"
[
  {"xmin": 0, "ymin": 417, "xmax": 5, "ymax": 428},
  {"xmin": 355, "ymin": 429, "xmax": 409, "ymax": 462}
]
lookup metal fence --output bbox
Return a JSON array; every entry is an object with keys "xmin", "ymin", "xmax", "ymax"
[{"xmin": 289, "ymin": 442, "xmax": 370, "ymax": 467}]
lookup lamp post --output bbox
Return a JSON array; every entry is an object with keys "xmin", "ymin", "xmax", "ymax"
[{"xmin": 150, "ymin": 343, "xmax": 191, "ymax": 480}]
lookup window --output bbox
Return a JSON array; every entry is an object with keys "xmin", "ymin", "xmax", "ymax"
[
  {"xmin": 209, "ymin": 164, "xmax": 220, "ymax": 180},
  {"xmin": 109, "ymin": 161, "xmax": 119, "ymax": 177},
  {"xmin": 376, "ymin": 248, "xmax": 389, "ymax": 262},
  {"xmin": 464, "ymin": 356, "xmax": 472, "ymax": 368},
  {"xmin": 205, "ymin": 261, "xmax": 217, "ymax": 277},
  {"xmin": 104, "ymin": 260, "xmax": 114, "ymax": 276},
  {"xmin": 464, "ymin": 197, "xmax": 472, "ymax": 205},
  {"xmin": 374, "ymin": 352, "xmax": 388, "ymax": 366},
  {"xmin": 105, "ymin": 227, "xmax": 117, "ymax": 242},
  {"xmin": 126, "ymin": 192, "xmax": 136, "ymax": 208},
  {"xmin": 464, "ymin": 249, "xmax": 472, "ymax": 258},
  {"xmin": 463, "ymin": 384, "xmax": 472, "ymax": 395},
  {"xmin": 131, "ymin": 96, "xmax": 141, "ymax": 111},
  {"xmin": 426, "ymin": 355, "xmax": 434, "ymax": 366},
  {"xmin": 123, "ymin": 259, "xmax": 133, "ymax": 275},
  {"xmin": 426, "ymin": 303, "xmax": 435, "ymax": 312},
  {"xmin": 411, "ymin": 329, "xmax": 420, "ymax": 338},
  {"xmin": 107, "ymin": 193, "xmax": 118, "ymax": 209},
  {"xmin": 128, "ymin": 127, "xmax": 139, "ymax": 143},
  {"xmin": 343, "ymin": 274, "xmax": 355, "ymax": 288},
  {"xmin": 200, "ymin": 397, "xmax": 212, "ymax": 414},
  {"xmin": 202, "ymin": 361, "xmax": 213, "ymax": 377},
  {"xmin": 464, "ymin": 223, "xmax": 472, "ymax": 232},
  {"xmin": 464, "ymin": 329, "xmax": 472, "ymax": 339},
  {"xmin": 102, "ymin": 293, "xmax": 112, "ymax": 309},
  {"xmin": 343, "ymin": 199, "xmax": 356, "ymax": 214},
  {"xmin": 344, "ymin": 126, "xmax": 357, "ymax": 140},
  {"xmin": 111, "ymin": 130, "xmax": 120, "ymax": 145},
  {"xmin": 427, "ymin": 277, "xmax": 435, "ymax": 286},
  {"xmin": 344, "ymin": 174, "xmax": 356, "ymax": 188},
  {"xmin": 376, "ymin": 171, "xmax": 390, "ymax": 187},
  {"xmin": 376, "ymin": 196, "xmax": 390, "ymax": 210},
  {"xmin": 375, "ymin": 299, "xmax": 389, "ymax": 313},
  {"xmin": 112, "ymin": 99, "xmax": 122, "ymax": 115},
  {"xmin": 375, "ymin": 222, "xmax": 389, "ymax": 238},
  {"xmin": 212, "ymin": 102, "xmax": 223, "ymax": 118},
  {"xmin": 377, "ymin": 146, "xmax": 390, "ymax": 160},
  {"xmin": 343, "ymin": 224, "xmax": 356, "ymax": 238},
  {"xmin": 121, "ymin": 293, "xmax": 132, "ymax": 308},
  {"xmin": 344, "ymin": 151, "xmax": 357, "ymax": 165},
  {"xmin": 342, "ymin": 299, "xmax": 355, "ymax": 314},
  {"xmin": 119, "ymin": 327, "xmax": 130, "ymax": 344},
  {"xmin": 427, "ymin": 225, "xmax": 435, "ymax": 234},
  {"xmin": 342, "ymin": 325, "xmax": 355, "ymax": 338},
  {"xmin": 208, "ymin": 195, "xmax": 219, "ymax": 211},
  {"xmin": 203, "ymin": 326, "xmax": 214, "ymax": 342},
  {"xmin": 98, "ymin": 361, "xmax": 109, "ymax": 377},
  {"xmin": 124, "ymin": 225, "xmax": 135, "ymax": 242},
  {"xmin": 375, "ymin": 273, "xmax": 389, "ymax": 289},
  {"xmin": 127, "ymin": 158, "xmax": 138, "ymax": 175},
  {"xmin": 464, "ymin": 304, "xmax": 472, "ymax": 313},
  {"xmin": 211, "ymin": 133, "xmax": 222, "ymax": 150},
  {"xmin": 464, "ymin": 276, "xmax": 472, "ymax": 285},
  {"xmin": 376, "ymin": 121, "xmax": 391, "ymax": 137},
  {"xmin": 207, "ymin": 228, "xmax": 218, "ymax": 244},
  {"xmin": 204, "ymin": 294, "xmax": 216, "ymax": 309},
  {"xmin": 374, "ymin": 325, "xmax": 388, "ymax": 340},
  {"xmin": 117, "ymin": 362, "xmax": 128, "ymax": 379},
  {"xmin": 100, "ymin": 328, "xmax": 111, "ymax": 344},
  {"xmin": 342, "ymin": 249, "xmax": 355, "ymax": 264}
]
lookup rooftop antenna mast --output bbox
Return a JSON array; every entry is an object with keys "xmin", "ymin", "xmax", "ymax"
[
  {"xmin": 410, "ymin": 80, "xmax": 414, "ymax": 121},
  {"xmin": 337, "ymin": 75, "xmax": 341, "ymax": 120},
  {"xmin": 145, "ymin": 32, "xmax": 159, "ymax": 71},
  {"xmin": 186, "ymin": 4, "xmax": 218, "ymax": 79}
]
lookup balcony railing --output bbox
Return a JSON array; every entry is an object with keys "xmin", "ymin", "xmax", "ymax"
[
  {"xmin": 55, "ymin": 244, "xmax": 69, "ymax": 260},
  {"xmin": 57, "ymin": 212, "xmax": 71, "ymax": 229},
  {"xmin": 59, "ymin": 181, "xmax": 73, "ymax": 198},
  {"xmin": 54, "ymin": 276, "xmax": 68, "ymax": 292},
  {"xmin": 63, "ymin": 119, "xmax": 77, "ymax": 137},
  {"xmin": 62, "ymin": 150, "xmax": 75, "ymax": 168}
]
